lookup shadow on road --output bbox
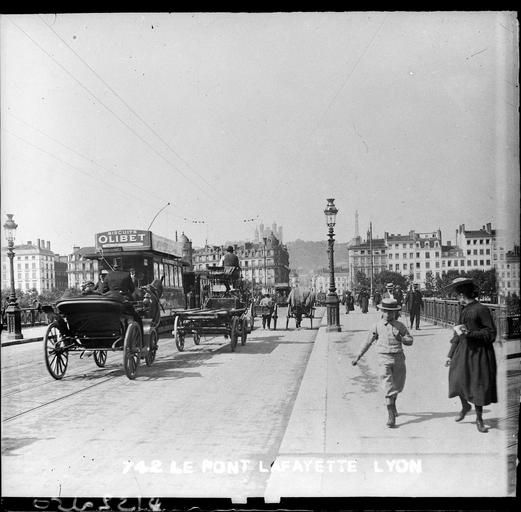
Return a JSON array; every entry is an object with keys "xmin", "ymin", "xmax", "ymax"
[{"xmin": 2, "ymin": 437, "xmax": 50, "ymax": 456}]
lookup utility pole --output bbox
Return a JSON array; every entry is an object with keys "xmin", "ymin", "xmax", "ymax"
[{"xmin": 369, "ymin": 222, "xmax": 374, "ymax": 301}]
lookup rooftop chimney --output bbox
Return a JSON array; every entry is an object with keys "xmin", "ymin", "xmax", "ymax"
[
  {"xmin": 46, "ymin": 241, "xmax": 51, "ymax": 250},
  {"xmin": 37, "ymin": 238, "xmax": 41, "ymax": 248}
]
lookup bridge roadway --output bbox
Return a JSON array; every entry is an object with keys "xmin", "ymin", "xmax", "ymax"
[{"xmin": 1, "ymin": 306, "xmax": 518, "ymax": 501}]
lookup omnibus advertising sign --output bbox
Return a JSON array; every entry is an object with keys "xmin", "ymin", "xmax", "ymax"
[{"xmin": 96, "ymin": 230, "xmax": 151, "ymax": 250}]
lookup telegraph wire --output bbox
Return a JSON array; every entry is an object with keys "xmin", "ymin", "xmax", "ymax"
[
  {"xmin": 8, "ymin": 18, "xmax": 239, "ymax": 219},
  {"xmin": 3, "ymin": 128, "xmax": 169, "ymax": 210},
  {"xmin": 5, "ymin": 124, "xmax": 260, "ymax": 234},
  {"xmin": 309, "ymin": 13, "xmax": 388, "ymax": 140},
  {"xmin": 37, "ymin": 14, "xmax": 230, "ymax": 205},
  {"xmin": 7, "ymin": 111, "xmax": 171, "ymax": 206}
]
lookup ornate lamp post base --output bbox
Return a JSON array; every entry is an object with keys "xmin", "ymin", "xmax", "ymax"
[
  {"xmin": 5, "ymin": 304, "xmax": 23, "ymax": 340},
  {"xmin": 325, "ymin": 292, "xmax": 341, "ymax": 332}
]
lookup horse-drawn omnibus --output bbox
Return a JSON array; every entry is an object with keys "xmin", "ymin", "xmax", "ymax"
[{"xmin": 84, "ymin": 229, "xmax": 189, "ymax": 310}]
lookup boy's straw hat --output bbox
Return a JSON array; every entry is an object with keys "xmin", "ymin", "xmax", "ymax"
[{"xmin": 377, "ymin": 298, "xmax": 401, "ymax": 311}]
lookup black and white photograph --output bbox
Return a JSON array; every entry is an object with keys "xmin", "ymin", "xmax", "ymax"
[{"xmin": 1, "ymin": 11, "xmax": 519, "ymax": 503}]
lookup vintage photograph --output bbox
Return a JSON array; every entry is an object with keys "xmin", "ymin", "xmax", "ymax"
[{"xmin": 1, "ymin": 11, "xmax": 519, "ymax": 502}]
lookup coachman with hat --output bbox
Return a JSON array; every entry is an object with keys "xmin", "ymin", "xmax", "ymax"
[
  {"xmin": 222, "ymin": 245, "xmax": 241, "ymax": 291},
  {"xmin": 352, "ymin": 298, "xmax": 413, "ymax": 428},
  {"xmin": 444, "ymin": 277, "xmax": 497, "ymax": 433}
]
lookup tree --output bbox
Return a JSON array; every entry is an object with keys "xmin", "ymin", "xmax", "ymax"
[
  {"xmin": 467, "ymin": 269, "xmax": 497, "ymax": 302},
  {"xmin": 374, "ymin": 270, "xmax": 408, "ymax": 292}
]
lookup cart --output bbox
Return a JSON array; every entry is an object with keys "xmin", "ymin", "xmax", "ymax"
[
  {"xmin": 172, "ymin": 265, "xmax": 252, "ymax": 352},
  {"xmin": 286, "ymin": 302, "xmax": 316, "ymax": 329},
  {"xmin": 43, "ymin": 292, "xmax": 159, "ymax": 380}
]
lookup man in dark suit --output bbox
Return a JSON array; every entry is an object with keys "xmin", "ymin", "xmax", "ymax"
[
  {"xmin": 103, "ymin": 268, "xmax": 135, "ymax": 300},
  {"xmin": 405, "ymin": 283, "xmax": 424, "ymax": 330}
]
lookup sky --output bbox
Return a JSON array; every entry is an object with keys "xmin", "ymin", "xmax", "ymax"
[{"xmin": 1, "ymin": 11, "xmax": 519, "ymax": 256}]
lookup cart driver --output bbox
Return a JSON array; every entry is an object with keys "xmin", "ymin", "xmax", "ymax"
[{"xmin": 222, "ymin": 245, "xmax": 241, "ymax": 291}]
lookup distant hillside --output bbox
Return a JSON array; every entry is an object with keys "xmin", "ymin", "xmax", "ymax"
[{"xmin": 285, "ymin": 239, "xmax": 349, "ymax": 273}]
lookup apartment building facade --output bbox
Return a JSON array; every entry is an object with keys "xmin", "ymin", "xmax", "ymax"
[
  {"xmin": 1, "ymin": 239, "xmax": 56, "ymax": 293},
  {"xmin": 347, "ymin": 223, "xmax": 502, "ymax": 288},
  {"xmin": 192, "ymin": 233, "xmax": 290, "ymax": 289}
]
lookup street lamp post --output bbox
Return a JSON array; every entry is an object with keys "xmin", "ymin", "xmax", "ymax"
[
  {"xmin": 263, "ymin": 237, "xmax": 267, "ymax": 290},
  {"xmin": 3, "ymin": 214, "xmax": 23, "ymax": 339},
  {"xmin": 324, "ymin": 199, "xmax": 341, "ymax": 332}
]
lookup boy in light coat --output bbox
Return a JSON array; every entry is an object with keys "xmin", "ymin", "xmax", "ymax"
[{"xmin": 352, "ymin": 298, "xmax": 413, "ymax": 428}]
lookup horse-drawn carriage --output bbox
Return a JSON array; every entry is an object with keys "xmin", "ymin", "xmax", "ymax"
[
  {"xmin": 172, "ymin": 265, "xmax": 253, "ymax": 352},
  {"xmin": 43, "ymin": 282, "xmax": 162, "ymax": 380}
]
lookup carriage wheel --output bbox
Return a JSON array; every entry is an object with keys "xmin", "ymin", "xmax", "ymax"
[
  {"xmin": 123, "ymin": 321, "xmax": 141, "ymax": 380},
  {"xmin": 145, "ymin": 329, "xmax": 158, "ymax": 367},
  {"xmin": 44, "ymin": 322, "xmax": 69, "ymax": 380},
  {"xmin": 240, "ymin": 317, "xmax": 248, "ymax": 345},
  {"xmin": 94, "ymin": 350, "xmax": 107, "ymax": 368},
  {"xmin": 173, "ymin": 316, "xmax": 185, "ymax": 352},
  {"xmin": 193, "ymin": 331, "xmax": 201, "ymax": 345},
  {"xmin": 230, "ymin": 316, "xmax": 238, "ymax": 352}
]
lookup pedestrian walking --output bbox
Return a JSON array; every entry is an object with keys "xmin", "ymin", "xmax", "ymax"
[
  {"xmin": 358, "ymin": 288, "xmax": 369, "ymax": 313},
  {"xmin": 352, "ymin": 298, "xmax": 413, "ymax": 428},
  {"xmin": 259, "ymin": 293, "xmax": 274, "ymax": 329},
  {"xmin": 287, "ymin": 283, "xmax": 303, "ymax": 329},
  {"xmin": 444, "ymin": 277, "xmax": 497, "ymax": 433},
  {"xmin": 373, "ymin": 289, "xmax": 382, "ymax": 308},
  {"xmin": 405, "ymin": 283, "xmax": 424, "ymax": 330},
  {"xmin": 382, "ymin": 282, "xmax": 395, "ymax": 300}
]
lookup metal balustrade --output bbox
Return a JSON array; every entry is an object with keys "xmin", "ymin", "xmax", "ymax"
[
  {"xmin": 403, "ymin": 298, "xmax": 520, "ymax": 340},
  {"xmin": 2, "ymin": 308, "xmax": 48, "ymax": 329}
]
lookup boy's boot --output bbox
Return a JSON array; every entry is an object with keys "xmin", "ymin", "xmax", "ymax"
[
  {"xmin": 391, "ymin": 395, "xmax": 398, "ymax": 417},
  {"xmin": 475, "ymin": 406, "xmax": 488, "ymax": 433},
  {"xmin": 455, "ymin": 396, "xmax": 472, "ymax": 422},
  {"xmin": 386, "ymin": 405, "xmax": 396, "ymax": 428}
]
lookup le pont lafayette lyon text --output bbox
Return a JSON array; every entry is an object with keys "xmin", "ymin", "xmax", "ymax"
[{"xmin": 122, "ymin": 458, "xmax": 422, "ymax": 474}]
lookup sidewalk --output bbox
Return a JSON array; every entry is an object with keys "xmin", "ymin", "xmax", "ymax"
[
  {"xmin": 265, "ymin": 307, "xmax": 517, "ymax": 499},
  {"xmin": 1, "ymin": 324, "xmax": 48, "ymax": 346}
]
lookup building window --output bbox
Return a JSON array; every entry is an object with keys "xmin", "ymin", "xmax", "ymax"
[
  {"xmin": 486, "ymin": 249, "xmax": 490, "ymax": 255},
  {"xmin": 480, "ymin": 239, "xmax": 483, "ymax": 244},
  {"xmin": 486, "ymin": 239, "xmax": 490, "ymax": 244},
  {"xmin": 474, "ymin": 260, "xmax": 478, "ymax": 265},
  {"xmin": 435, "ymin": 252, "xmax": 440, "ymax": 257},
  {"xmin": 467, "ymin": 240, "xmax": 471, "ymax": 245},
  {"xmin": 403, "ymin": 253, "xmax": 407, "ymax": 259},
  {"xmin": 480, "ymin": 260, "xmax": 484, "ymax": 265},
  {"xmin": 416, "ymin": 252, "xmax": 420, "ymax": 258},
  {"xmin": 447, "ymin": 261, "xmax": 451, "ymax": 267},
  {"xmin": 426, "ymin": 262, "xmax": 430, "ymax": 269},
  {"xmin": 425, "ymin": 252, "xmax": 430, "ymax": 258},
  {"xmin": 416, "ymin": 263, "xmax": 420, "ymax": 269},
  {"xmin": 467, "ymin": 261, "xmax": 471, "ymax": 266},
  {"xmin": 479, "ymin": 249, "xmax": 484, "ymax": 255},
  {"xmin": 436, "ymin": 261, "xmax": 440, "ymax": 268},
  {"xmin": 454, "ymin": 260, "xmax": 458, "ymax": 267},
  {"xmin": 403, "ymin": 264, "xmax": 407, "ymax": 270},
  {"xmin": 486, "ymin": 260, "xmax": 490, "ymax": 265}
]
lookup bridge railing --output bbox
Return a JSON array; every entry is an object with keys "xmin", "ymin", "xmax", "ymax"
[{"xmin": 404, "ymin": 298, "xmax": 520, "ymax": 340}]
